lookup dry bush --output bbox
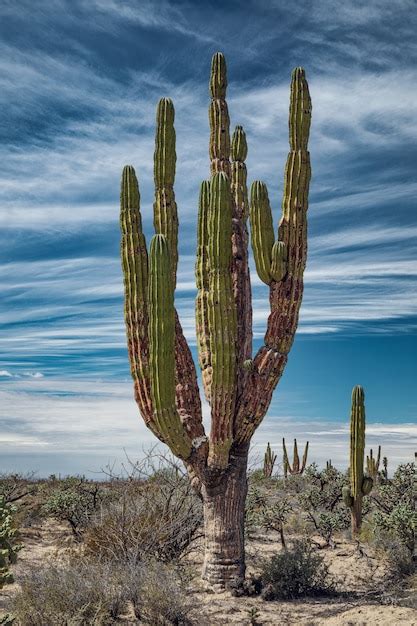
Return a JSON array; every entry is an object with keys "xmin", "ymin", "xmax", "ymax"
[
  {"xmin": 10, "ymin": 558, "xmax": 193, "ymax": 625},
  {"xmin": 84, "ymin": 465, "xmax": 202, "ymax": 564}
]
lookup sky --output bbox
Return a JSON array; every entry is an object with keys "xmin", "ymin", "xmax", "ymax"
[{"xmin": 1, "ymin": 0, "xmax": 416, "ymax": 476}]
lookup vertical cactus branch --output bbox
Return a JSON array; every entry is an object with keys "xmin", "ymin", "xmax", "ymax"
[
  {"xmin": 263, "ymin": 442, "xmax": 277, "ymax": 478},
  {"xmin": 206, "ymin": 172, "xmax": 237, "ymax": 468},
  {"xmin": 148, "ymin": 235, "xmax": 192, "ymax": 459},
  {"xmin": 230, "ymin": 126, "xmax": 252, "ymax": 398},
  {"xmin": 236, "ymin": 67, "xmax": 311, "ymax": 443},
  {"xmin": 120, "ymin": 166, "xmax": 153, "ymax": 426},
  {"xmin": 342, "ymin": 386, "xmax": 373, "ymax": 534},
  {"xmin": 154, "ymin": 98, "xmax": 178, "ymax": 284},
  {"xmin": 196, "ymin": 180, "xmax": 212, "ymax": 400},
  {"xmin": 282, "ymin": 438, "xmax": 309, "ymax": 476}
]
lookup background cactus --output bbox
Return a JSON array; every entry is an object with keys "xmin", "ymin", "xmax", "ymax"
[
  {"xmin": 120, "ymin": 52, "xmax": 311, "ymax": 587},
  {"xmin": 366, "ymin": 445, "xmax": 381, "ymax": 482},
  {"xmin": 282, "ymin": 438, "xmax": 309, "ymax": 478},
  {"xmin": 263, "ymin": 442, "xmax": 277, "ymax": 478},
  {"xmin": 342, "ymin": 386, "xmax": 373, "ymax": 534}
]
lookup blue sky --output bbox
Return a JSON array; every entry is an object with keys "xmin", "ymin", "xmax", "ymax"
[{"xmin": 1, "ymin": 0, "xmax": 416, "ymax": 475}]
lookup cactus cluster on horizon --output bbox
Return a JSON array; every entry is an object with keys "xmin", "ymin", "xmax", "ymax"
[
  {"xmin": 120, "ymin": 52, "xmax": 311, "ymax": 586},
  {"xmin": 342, "ymin": 386, "xmax": 373, "ymax": 534},
  {"xmin": 366, "ymin": 445, "xmax": 381, "ymax": 482},
  {"xmin": 282, "ymin": 438, "xmax": 309, "ymax": 478}
]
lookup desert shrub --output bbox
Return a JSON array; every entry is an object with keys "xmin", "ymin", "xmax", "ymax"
[
  {"xmin": 42, "ymin": 476, "xmax": 103, "ymax": 538},
  {"xmin": 372, "ymin": 463, "xmax": 416, "ymax": 558},
  {"xmin": 260, "ymin": 539, "xmax": 335, "ymax": 600},
  {"xmin": 299, "ymin": 464, "xmax": 350, "ymax": 546},
  {"xmin": 246, "ymin": 486, "xmax": 292, "ymax": 547},
  {"xmin": 84, "ymin": 470, "xmax": 202, "ymax": 564},
  {"xmin": 0, "ymin": 473, "xmax": 36, "ymax": 504},
  {"xmin": 10, "ymin": 558, "xmax": 192, "ymax": 626},
  {"xmin": 0, "ymin": 495, "xmax": 23, "ymax": 588}
]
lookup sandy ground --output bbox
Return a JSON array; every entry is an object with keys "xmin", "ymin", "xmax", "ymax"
[{"xmin": 1, "ymin": 522, "xmax": 416, "ymax": 624}]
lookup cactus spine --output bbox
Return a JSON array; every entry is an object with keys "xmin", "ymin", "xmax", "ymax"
[
  {"xmin": 263, "ymin": 442, "xmax": 277, "ymax": 478},
  {"xmin": 342, "ymin": 386, "xmax": 373, "ymax": 534},
  {"xmin": 282, "ymin": 438, "xmax": 309, "ymax": 477},
  {"xmin": 120, "ymin": 53, "xmax": 311, "ymax": 587},
  {"xmin": 366, "ymin": 445, "xmax": 381, "ymax": 482}
]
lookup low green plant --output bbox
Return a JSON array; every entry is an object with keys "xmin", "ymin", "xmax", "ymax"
[
  {"xmin": 0, "ymin": 495, "xmax": 23, "ymax": 588},
  {"xmin": 260, "ymin": 539, "xmax": 335, "ymax": 600}
]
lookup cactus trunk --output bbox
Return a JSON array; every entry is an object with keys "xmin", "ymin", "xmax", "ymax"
[
  {"xmin": 201, "ymin": 445, "xmax": 248, "ymax": 586},
  {"xmin": 120, "ymin": 52, "xmax": 311, "ymax": 587}
]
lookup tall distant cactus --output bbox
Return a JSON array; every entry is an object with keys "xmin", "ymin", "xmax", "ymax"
[
  {"xmin": 120, "ymin": 52, "xmax": 312, "ymax": 587},
  {"xmin": 282, "ymin": 438, "xmax": 309, "ymax": 478},
  {"xmin": 342, "ymin": 386, "xmax": 373, "ymax": 534}
]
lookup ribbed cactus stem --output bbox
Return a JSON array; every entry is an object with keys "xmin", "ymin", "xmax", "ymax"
[
  {"xmin": 351, "ymin": 385, "xmax": 365, "ymax": 499},
  {"xmin": 344, "ymin": 385, "xmax": 373, "ymax": 534},
  {"xmin": 209, "ymin": 52, "xmax": 230, "ymax": 176},
  {"xmin": 153, "ymin": 98, "xmax": 178, "ymax": 283},
  {"xmin": 207, "ymin": 172, "xmax": 236, "ymax": 468},
  {"xmin": 196, "ymin": 180, "xmax": 212, "ymax": 399},
  {"xmin": 250, "ymin": 181, "xmax": 275, "ymax": 284},
  {"xmin": 230, "ymin": 125, "xmax": 252, "ymax": 397},
  {"xmin": 120, "ymin": 165, "xmax": 153, "ymax": 425},
  {"xmin": 148, "ymin": 235, "xmax": 192, "ymax": 460}
]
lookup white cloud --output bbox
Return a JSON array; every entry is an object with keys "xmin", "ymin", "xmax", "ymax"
[{"xmin": 0, "ymin": 371, "xmax": 13, "ymax": 377}]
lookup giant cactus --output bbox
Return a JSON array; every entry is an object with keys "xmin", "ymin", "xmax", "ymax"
[
  {"xmin": 120, "ymin": 52, "xmax": 312, "ymax": 587},
  {"xmin": 342, "ymin": 386, "xmax": 373, "ymax": 534}
]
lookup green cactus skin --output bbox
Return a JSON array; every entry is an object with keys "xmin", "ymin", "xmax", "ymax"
[
  {"xmin": 249, "ymin": 181, "xmax": 275, "ymax": 284},
  {"xmin": 270, "ymin": 241, "xmax": 287, "ymax": 282},
  {"xmin": 282, "ymin": 438, "xmax": 309, "ymax": 477},
  {"xmin": 343, "ymin": 385, "xmax": 374, "ymax": 534},
  {"xmin": 263, "ymin": 442, "xmax": 277, "ymax": 478},
  {"xmin": 148, "ymin": 235, "xmax": 192, "ymax": 460},
  {"xmin": 195, "ymin": 180, "xmax": 212, "ymax": 400},
  {"xmin": 153, "ymin": 98, "xmax": 179, "ymax": 284},
  {"xmin": 120, "ymin": 52, "xmax": 312, "ymax": 587},
  {"xmin": 206, "ymin": 172, "xmax": 236, "ymax": 468},
  {"xmin": 366, "ymin": 445, "xmax": 381, "ymax": 481},
  {"xmin": 120, "ymin": 165, "xmax": 153, "ymax": 426}
]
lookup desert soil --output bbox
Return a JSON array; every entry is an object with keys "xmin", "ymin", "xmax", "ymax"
[{"xmin": 1, "ymin": 521, "xmax": 416, "ymax": 625}]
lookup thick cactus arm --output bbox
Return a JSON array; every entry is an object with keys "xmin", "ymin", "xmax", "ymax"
[
  {"xmin": 120, "ymin": 165, "xmax": 153, "ymax": 426},
  {"xmin": 196, "ymin": 180, "xmax": 212, "ymax": 400},
  {"xmin": 231, "ymin": 125, "xmax": 252, "ymax": 399},
  {"xmin": 153, "ymin": 98, "xmax": 178, "ymax": 284},
  {"xmin": 153, "ymin": 98, "xmax": 205, "ymax": 446},
  {"xmin": 249, "ymin": 181, "xmax": 275, "ymax": 285},
  {"xmin": 148, "ymin": 235, "xmax": 192, "ymax": 460},
  {"xmin": 235, "ymin": 68, "xmax": 311, "ymax": 443},
  {"xmin": 207, "ymin": 172, "xmax": 237, "ymax": 468}
]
